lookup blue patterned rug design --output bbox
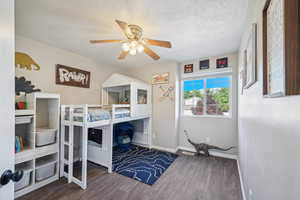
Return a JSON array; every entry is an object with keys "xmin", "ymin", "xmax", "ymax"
[{"xmin": 112, "ymin": 145, "xmax": 178, "ymax": 185}]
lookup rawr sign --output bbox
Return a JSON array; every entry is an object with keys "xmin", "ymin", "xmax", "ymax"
[{"xmin": 56, "ymin": 64, "xmax": 91, "ymax": 88}]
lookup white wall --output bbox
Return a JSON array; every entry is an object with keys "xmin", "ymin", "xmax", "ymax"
[
  {"xmin": 15, "ymin": 36, "xmax": 121, "ymax": 104},
  {"xmin": 238, "ymin": 0, "xmax": 300, "ymax": 199},
  {"xmin": 122, "ymin": 62, "xmax": 180, "ymax": 151},
  {"xmin": 179, "ymin": 53, "xmax": 239, "ymax": 155}
]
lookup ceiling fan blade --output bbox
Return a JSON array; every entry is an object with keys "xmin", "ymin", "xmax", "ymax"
[
  {"xmin": 143, "ymin": 38, "xmax": 172, "ymax": 48},
  {"xmin": 118, "ymin": 51, "xmax": 129, "ymax": 60},
  {"xmin": 143, "ymin": 45, "xmax": 160, "ymax": 60},
  {"xmin": 90, "ymin": 40, "xmax": 122, "ymax": 44},
  {"xmin": 115, "ymin": 19, "xmax": 132, "ymax": 38}
]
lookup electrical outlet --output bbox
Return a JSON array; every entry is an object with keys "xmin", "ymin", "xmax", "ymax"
[
  {"xmin": 249, "ymin": 189, "xmax": 253, "ymax": 200},
  {"xmin": 153, "ymin": 131, "xmax": 156, "ymax": 139},
  {"xmin": 206, "ymin": 137, "xmax": 210, "ymax": 143}
]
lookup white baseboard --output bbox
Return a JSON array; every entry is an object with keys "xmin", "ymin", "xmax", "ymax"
[
  {"xmin": 237, "ymin": 160, "xmax": 247, "ymax": 200},
  {"xmin": 177, "ymin": 146, "xmax": 238, "ymax": 160},
  {"xmin": 151, "ymin": 145, "xmax": 177, "ymax": 153}
]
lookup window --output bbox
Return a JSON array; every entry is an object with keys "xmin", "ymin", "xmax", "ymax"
[
  {"xmin": 137, "ymin": 89, "xmax": 147, "ymax": 104},
  {"xmin": 183, "ymin": 76, "xmax": 231, "ymax": 117}
]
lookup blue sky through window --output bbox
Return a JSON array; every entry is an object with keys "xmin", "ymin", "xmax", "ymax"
[
  {"xmin": 207, "ymin": 77, "xmax": 230, "ymax": 89},
  {"xmin": 184, "ymin": 77, "xmax": 230, "ymax": 91},
  {"xmin": 184, "ymin": 80, "xmax": 204, "ymax": 91}
]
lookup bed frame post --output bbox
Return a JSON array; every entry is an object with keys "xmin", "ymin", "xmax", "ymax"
[
  {"xmin": 81, "ymin": 105, "xmax": 88, "ymax": 189},
  {"xmin": 68, "ymin": 105, "xmax": 74, "ymax": 184},
  {"xmin": 108, "ymin": 123, "xmax": 113, "ymax": 173},
  {"xmin": 60, "ymin": 105, "xmax": 65, "ymax": 178}
]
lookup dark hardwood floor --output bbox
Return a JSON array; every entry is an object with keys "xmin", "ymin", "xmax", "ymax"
[{"xmin": 17, "ymin": 154, "xmax": 242, "ymax": 200}]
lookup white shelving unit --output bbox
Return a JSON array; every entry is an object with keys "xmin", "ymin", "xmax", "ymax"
[{"xmin": 14, "ymin": 93, "xmax": 60, "ymax": 199}]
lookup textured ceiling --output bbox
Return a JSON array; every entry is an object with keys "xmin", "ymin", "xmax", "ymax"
[{"xmin": 16, "ymin": 0, "xmax": 249, "ymax": 68}]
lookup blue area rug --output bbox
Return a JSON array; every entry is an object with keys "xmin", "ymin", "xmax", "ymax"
[{"xmin": 112, "ymin": 145, "xmax": 178, "ymax": 185}]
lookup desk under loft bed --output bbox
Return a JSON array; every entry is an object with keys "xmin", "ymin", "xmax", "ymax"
[{"xmin": 60, "ymin": 73, "xmax": 152, "ymax": 189}]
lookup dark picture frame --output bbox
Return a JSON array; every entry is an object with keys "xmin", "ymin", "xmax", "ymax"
[
  {"xmin": 216, "ymin": 57, "xmax": 228, "ymax": 69},
  {"xmin": 199, "ymin": 59, "xmax": 210, "ymax": 70},
  {"xmin": 184, "ymin": 64, "xmax": 193, "ymax": 73}
]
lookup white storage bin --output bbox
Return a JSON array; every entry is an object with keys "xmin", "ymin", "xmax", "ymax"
[
  {"xmin": 15, "ymin": 170, "xmax": 32, "ymax": 191},
  {"xmin": 36, "ymin": 128, "xmax": 56, "ymax": 147},
  {"xmin": 35, "ymin": 162, "xmax": 56, "ymax": 182},
  {"xmin": 15, "ymin": 116, "xmax": 32, "ymax": 124}
]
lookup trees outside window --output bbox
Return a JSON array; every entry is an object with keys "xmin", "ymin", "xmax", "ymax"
[{"xmin": 183, "ymin": 76, "xmax": 230, "ymax": 116}]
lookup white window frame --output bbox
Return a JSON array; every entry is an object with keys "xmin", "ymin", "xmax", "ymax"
[{"xmin": 180, "ymin": 73, "xmax": 233, "ymax": 119}]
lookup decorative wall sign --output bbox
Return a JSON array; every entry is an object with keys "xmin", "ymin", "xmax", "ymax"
[
  {"xmin": 15, "ymin": 52, "xmax": 40, "ymax": 71},
  {"xmin": 199, "ymin": 59, "xmax": 209, "ymax": 70},
  {"xmin": 244, "ymin": 23, "xmax": 257, "ymax": 89},
  {"xmin": 158, "ymin": 85, "xmax": 175, "ymax": 102},
  {"xmin": 263, "ymin": 0, "xmax": 300, "ymax": 97},
  {"xmin": 216, "ymin": 57, "xmax": 228, "ymax": 69},
  {"xmin": 56, "ymin": 64, "xmax": 91, "ymax": 88},
  {"xmin": 184, "ymin": 64, "xmax": 193, "ymax": 73},
  {"xmin": 152, "ymin": 72, "xmax": 169, "ymax": 84}
]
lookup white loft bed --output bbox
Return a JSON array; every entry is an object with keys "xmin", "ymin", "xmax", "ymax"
[
  {"xmin": 102, "ymin": 73, "xmax": 152, "ymax": 119},
  {"xmin": 60, "ymin": 104, "xmax": 112, "ymax": 189},
  {"xmin": 102, "ymin": 73, "xmax": 152, "ymax": 149},
  {"xmin": 60, "ymin": 73, "xmax": 152, "ymax": 190}
]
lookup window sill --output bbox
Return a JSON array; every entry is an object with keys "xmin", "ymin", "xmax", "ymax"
[{"xmin": 181, "ymin": 114, "xmax": 232, "ymax": 119}]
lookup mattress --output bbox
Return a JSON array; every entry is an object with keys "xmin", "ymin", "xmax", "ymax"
[
  {"xmin": 71, "ymin": 109, "xmax": 111, "ymax": 122},
  {"xmin": 87, "ymin": 109, "xmax": 111, "ymax": 122},
  {"xmin": 88, "ymin": 140, "xmax": 102, "ymax": 148},
  {"xmin": 115, "ymin": 113, "xmax": 130, "ymax": 119}
]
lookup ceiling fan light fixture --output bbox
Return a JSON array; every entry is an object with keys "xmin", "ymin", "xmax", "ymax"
[
  {"xmin": 130, "ymin": 41, "xmax": 138, "ymax": 48},
  {"xmin": 136, "ymin": 44, "xmax": 144, "ymax": 53},
  {"xmin": 129, "ymin": 48, "xmax": 137, "ymax": 55},
  {"xmin": 122, "ymin": 42, "xmax": 130, "ymax": 51}
]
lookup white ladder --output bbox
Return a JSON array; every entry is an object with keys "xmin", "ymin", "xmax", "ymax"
[{"xmin": 60, "ymin": 105, "xmax": 87, "ymax": 189}]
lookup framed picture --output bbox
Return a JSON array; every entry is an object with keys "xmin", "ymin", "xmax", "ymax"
[
  {"xmin": 184, "ymin": 64, "xmax": 193, "ymax": 73},
  {"xmin": 216, "ymin": 57, "xmax": 228, "ymax": 68},
  {"xmin": 244, "ymin": 23, "xmax": 257, "ymax": 89},
  {"xmin": 240, "ymin": 69, "xmax": 245, "ymax": 95},
  {"xmin": 199, "ymin": 59, "xmax": 209, "ymax": 70},
  {"xmin": 240, "ymin": 51, "xmax": 247, "ymax": 95},
  {"xmin": 263, "ymin": 0, "xmax": 285, "ymax": 97},
  {"xmin": 152, "ymin": 72, "xmax": 169, "ymax": 85},
  {"xmin": 263, "ymin": 0, "xmax": 300, "ymax": 97}
]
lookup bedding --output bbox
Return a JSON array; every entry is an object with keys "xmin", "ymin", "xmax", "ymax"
[
  {"xmin": 115, "ymin": 113, "xmax": 130, "ymax": 119},
  {"xmin": 88, "ymin": 140, "xmax": 102, "ymax": 148},
  {"xmin": 71, "ymin": 108, "xmax": 111, "ymax": 122},
  {"xmin": 87, "ymin": 109, "xmax": 111, "ymax": 122},
  {"xmin": 66, "ymin": 107, "xmax": 131, "ymax": 122}
]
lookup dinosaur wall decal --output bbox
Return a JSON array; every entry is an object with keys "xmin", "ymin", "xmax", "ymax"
[
  {"xmin": 15, "ymin": 76, "xmax": 41, "ymax": 95},
  {"xmin": 184, "ymin": 130, "xmax": 234, "ymax": 157},
  {"xmin": 15, "ymin": 52, "xmax": 40, "ymax": 71}
]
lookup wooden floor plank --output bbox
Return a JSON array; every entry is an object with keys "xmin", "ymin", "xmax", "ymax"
[{"xmin": 17, "ymin": 154, "xmax": 242, "ymax": 200}]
